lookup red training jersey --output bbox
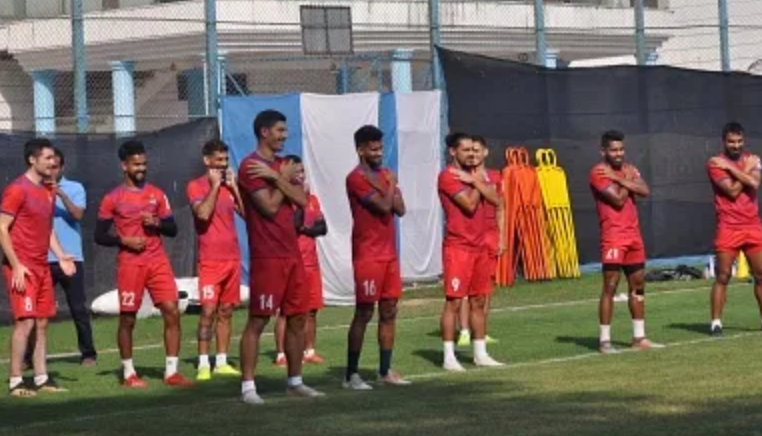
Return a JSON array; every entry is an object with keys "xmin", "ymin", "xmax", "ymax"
[
  {"xmin": 346, "ymin": 166, "xmax": 398, "ymax": 262},
  {"xmin": 708, "ymin": 152, "xmax": 762, "ymax": 229},
  {"xmin": 0, "ymin": 175, "xmax": 54, "ymax": 266},
  {"xmin": 589, "ymin": 163, "xmax": 642, "ymax": 243},
  {"xmin": 237, "ymin": 152, "xmax": 300, "ymax": 259},
  {"xmin": 97, "ymin": 183, "xmax": 173, "ymax": 265},
  {"xmin": 483, "ymin": 169, "xmax": 502, "ymax": 234},
  {"xmin": 438, "ymin": 166, "xmax": 486, "ymax": 252},
  {"xmin": 186, "ymin": 176, "xmax": 241, "ymax": 263},
  {"xmin": 298, "ymin": 193, "xmax": 323, "ymax": 268}
]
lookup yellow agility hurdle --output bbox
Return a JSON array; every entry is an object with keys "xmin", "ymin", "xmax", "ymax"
[{"xmin": 535, "ymin": 149, "xmax": 580, "ymax": 278}]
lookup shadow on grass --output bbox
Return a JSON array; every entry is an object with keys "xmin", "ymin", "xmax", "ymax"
[
  {"xmin": 7, "ymin": 369, "xmax": 762, "ymax": 436},
  {"xmin": 667, "ymin": 323, "xmax": 757, "ymax": 335}
]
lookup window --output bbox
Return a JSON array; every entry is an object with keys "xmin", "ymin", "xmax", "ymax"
[{"xmin": 300, "ymin": 5, "xmax": 353, "ymax": 55}]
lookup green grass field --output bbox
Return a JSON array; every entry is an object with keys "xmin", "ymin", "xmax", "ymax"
[{"xmin": 2, "ymin": 274, "xmax": 762, "ymax": 436}]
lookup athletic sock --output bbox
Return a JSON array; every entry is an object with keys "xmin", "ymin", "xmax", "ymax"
[
  {"xmin": 9, "ymin": 376, "xmax": 23, "ymax": 390},
  {"xmin": 33, "ymin": 374, "xmax": 48, "ymax": 386},
  {"xmin": 459, "ymin": 329, "xmax": 469, "ymax": 337},
  {"xmin": 241, "ymin": 380, "xmax": 256, "ymax": 394},
  {"xmin": 215, "ymin": 353, "xmax": 227, "ymax": 367},
  {"xmin": 304, "ymin": 348, "xmax": 316, "ymax": 358},
  {"xmin": 198, "ymin": 354, "xmax": 210, "ymax": 368},
  {"xmin": 633, "ymin": 319, "xmax": 645, "ymax": 339},
  {"xmin": 473, "ymin": 339, "xmax": 488, "ymax": 360},
  {"xmin": 711, "ymin": 319, "xmax": 722, "ymax": 329},
  {"xmin": 346, "ymin": 350, "xmax": 361, "ymax": 381},
  {"xmin": 443, "ymin": 341, "xmax": 456, "ymax": 363},
  {"xmin": 122, "ymin": 359, "xmax": 136, "ymax": 379},
  {"xmin": 165, "ymin": 356, "xmax": 179, "ymax": 378},
  {"xmin": 287, "ymin": 376, "xmax": 303, "ymax": 387},
  {"xmin": 600, "ymin": 325, "xmax": 611, "ymax": 343},
  {"xmin": 379, "ymin": 349, "xmax": 393, "ymax": 377}
]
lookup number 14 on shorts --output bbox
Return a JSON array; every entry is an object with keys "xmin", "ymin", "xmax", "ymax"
[{"xmin": 259, "ymin": 294, "xmax": 273, "ymax": 311}]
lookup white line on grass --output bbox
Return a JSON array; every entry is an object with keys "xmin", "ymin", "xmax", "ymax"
[
  {"xmin": 0, "ymin": 283, "xmax": 720, "ymax": 365},
  {"xmin": 11, "ymin": 330, "xmax": 760, "ymax": 431}
]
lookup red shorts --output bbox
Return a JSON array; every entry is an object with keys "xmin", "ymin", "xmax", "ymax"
[
  {"xmin": 305, "ymin": 266, "xmax": 324, "ymax": 311},
  {"xmin": 117, "ymin": 258, "xmax": 178, "ymax": 313},
  {"xmin": 3, "ymin": 263, "xmax": 55, "ymax": 320},
  {"xmin": 715, "ymin": 225, "xmax": 762, "ymax": 256},
  {"xmin": 353, "ymin": 259, "xmax": 403, "ymax": 304},
  {"xmin": 443, "ymin": 246, "xmax": 492, "ymax": 299},
  {"xmin": 600, "ymin": 238, "xmax": 646, "ymax": 266},
  {"xmin": 249, "ymin": 257, "xmax": 309, "ymax": 316},
  {"xmin": 198, "ymin": 260, "xmax": 241, "ymax": 307}
]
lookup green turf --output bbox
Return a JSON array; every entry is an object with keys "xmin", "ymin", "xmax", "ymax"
[{"xmin": 1, "ymin": 274, "xmax": 761, "ymax": 436}]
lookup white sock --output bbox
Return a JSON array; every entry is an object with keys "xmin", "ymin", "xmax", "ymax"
[
  {"xmin": 165, "ymin": 356, "xmax": 179, "ymax": 378},
  {"xmin": 473, "ymin": 339, "xmax": 488, "ymax": 360},
  {"xmin": 633, "ymin": 319, "xmax": 645, "ymax": 339},
  {"xmin": 215, "ymin": 354, "xmax": 227, "ymax": 367},
  {"xmin": 9, "ymin": 376, "xmax": 23, "ymax": 390},
  {"xmin": 304, "ymin": 348, "xmax": 315, "ymax": 357},
  {"xmin": 33, "ymin": 374, "xmax": 48, "ymax": 386},
  {"xmin": 276, "ymin": 352, "xmax": 285, "ymax": 360},
  {"xmin": 443, "ymin": 341, "xmax": 456, "ymax": 362},
  {"xmin": 459, "ymin": 329, "xmax": 469, "ymax": 337},
  {"xmin": 242, "ymin": 380, "xmax": 256, "ymax": 394},
  {"xmin": 600, "ymin": 325, "xmax": 611, "ymax": 343},
  {"xmin": 122, "ymin": 359, "xmax": 136, "ymax": 379},
  {"xmin": 287, "ymin": 376, "xmax": 303, "ymax": 387},
  {"xmin": 198, "ymin": 355, "xmax": 210, "ymax": 368},
  {"xmin": 712, "ymin": 319, "xmax": 723, "ymax": 329}
]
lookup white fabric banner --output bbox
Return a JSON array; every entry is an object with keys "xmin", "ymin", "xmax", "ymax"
[
  {"xmin": 397, "ymin": 90, "xmax": 443, "ymax": 280},
  {"xmin": 301, "ymin": 93, "xmax": 380, "ymax": 305}
]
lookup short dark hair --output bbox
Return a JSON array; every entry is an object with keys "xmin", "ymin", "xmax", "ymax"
[
  {"xmin": 284, "ymin": 154, "xmax": 302, "ymax": 164},
  {"xmin": 23, "ymin": 138, "xmax": 54, "ymax": 166},
  {"xmin": 118, "ymin": 140, "xmax": 146, "ymax": 162},
  {"xmin": 722, "ymin": 122, "xmax": 744, "ymax": 139},
  {"xmin": 600, "ymin": 130, "xmax": 625, "ymax": 149},
  {"xmin": 354, "ymin": 125, "xmax": 383, "ymax": 148},
  {"xmin": 446, "ymin": 132, "xmax": 471, "ymax": 149},
  {"xmin": 53, "ymin": 147, "xmax": 65, "ymax": 167},
  {"xmin": 202, "ymin": 139, "xmax": 228, "ymax": 157},
  {"xmin": 253, "ymin": 110, "xmax": 286, "ymax": 140},
  {"xmin": 471, "ymin": 135, "xmax": 487, "ymax": 146}
]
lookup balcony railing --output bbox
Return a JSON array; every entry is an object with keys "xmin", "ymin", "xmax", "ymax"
[{"xmin": 0, "ymin": 0, "xmax": 188, "ymax": 20}]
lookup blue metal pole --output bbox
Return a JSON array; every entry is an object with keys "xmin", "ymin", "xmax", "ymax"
[
  {"xmin": 71, "ymin": 0, "xmax": 88, "ymax": 133},
  {"xmin": 30, "ymin": 70, "xmax": 56, "ymax": 136},
  {"xmin": 391, "ymin": 48, "xmax": 414, "ymax": 93},
  {"xmin": 534, "ymin": 0, "xmax": 547, "ymax": 67},
  {"xmin": 205, "ymin": 0, "xmax": 219, "ymax": 116},
  {"xmin": 718, "ymin": 0, "xmax": 730, "ymax": 72},
  {"xmin": 340, "ymin": 60, "xmax": 349, "ymax": 94},
  {"xmin": 428, "ymin": 0, "xmax": 442, "ymax": 89},
  {"xmin": 110, "ymin": 61, "xmax": 135, "ymax": 137},
  {"xmin": 635, "ymin": 0, "xmax": 646, "ymax": 65}
]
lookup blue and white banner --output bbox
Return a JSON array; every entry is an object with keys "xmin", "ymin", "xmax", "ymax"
[{"xmin": 220, "ymin": 91, "xmax": 442, "ymax": 305}]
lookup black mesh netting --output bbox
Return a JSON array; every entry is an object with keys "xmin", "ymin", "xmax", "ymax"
[
  {"xmin": 438, "ymin": 46, "xmax": 762, "ymax": 265},
  {"xmin": 0, "ymin": 118, "xmax": 219, "ymax": 323}
]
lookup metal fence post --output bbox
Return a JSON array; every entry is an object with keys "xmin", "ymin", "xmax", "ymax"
[
  {"xmin": 428, "ymin": 0, "xmax": 442, "ymax": 90},
  {"xmin": 534, "ymin": 0, "xmax": 546, "ymax": 67},
  {"xmin": 71, "ymin": 0, "xmax": 88, "ymax": 133},
  {"xmin": 718, "ymin": 0, "xmax": 730, "ymax": 72},
  {"xmin": 205, "ymin": 0, "xmax": 219, "ymax": 117},
  {"xmin": 635, "ymin": 0, "xmax": 646, "ymax": 65}
]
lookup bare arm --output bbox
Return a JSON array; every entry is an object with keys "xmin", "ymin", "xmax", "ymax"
[
  {"xmin": 712, "ymin": 178, "xmax": 745, "ymax": 200},
  {"xmin": 230, "ymin": 184, "xmax": 245, "ymax": 217},
  {"xmin": 57, "ymin": 191, "xmax": 85, "ymax": 221},
  {"xmin": 364, "ymin": 184, "xmax": 397, "ymax": 215},
  {"xmin": 49, "ymin": 231, "xmax": 66, "ymax": 260},
  {"xmin": 249, "ymin": 187, "xmax": 286, "ymax": 220},
  {"xmin": 273, "ymin": 176, "xmax": 307, "ymax": 208},
  {"xmin": 611, "ymin": 175, "xmax": 650, "ymax": 198},
  {"xmin": 725, "ymin": 165, "xmax": 761, "ymax": 190},
  {"xmin": 0, "ymin": 214, "xmax": 20, "ymax": 269},
  {"xmin": 451, "ymin": 188, "xmax": 482, "ymax": 215},
  {"xmin": 497, "ymin": 198, "xmax": 506, "ymax": 253},
  {"xmin": 392, "ymin": 189, "xmax": 406, "ymax": 217},
  {"xmin": 191, "ymin": 182, "xmax": 222, "ymax": 222},
  {"xmin": 597, "ymin": 185, "xmax": 631, "ymax": 210},
  {"xmin": 478, "ymin": 178, "xmax": 501, "ymax": 206}
]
